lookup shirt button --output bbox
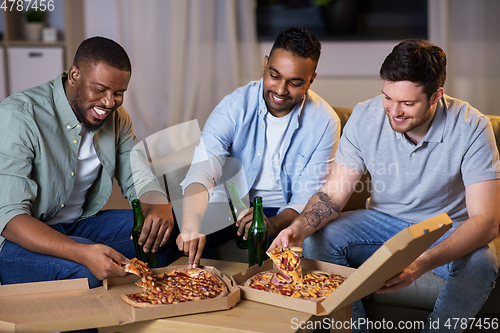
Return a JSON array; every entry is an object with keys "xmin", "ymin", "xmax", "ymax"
[
  {"xmin": 61, "ymin": 204, "xmax": 65, "ymax": 208},
  {"xmin": 249, "ymin": 178, "xmax": 253, "ymax": 182},
  {"xmin": 257, "ymin": 151, "xmax": 261, "ymax": 155},
  {"xmin": 77, "ymin": 124, "xmax": 81, "ymax": 128},
  {"xmin": 71, "ymin": 172, "xmax": 75, "ymax": 176},
  {"xmin": 73, "ymin": 140, "xmax": 78, "ymax": 144},
  {"xmin": 66, "ymin": 125, "xmax": 71, "ymax": 129},
  {"xmin": 261, "ymin": 125, "xmax": 264, "ymax": 129},
  {"xmin": 411, "ymin": 152, "xmax": 416, "ymax": 157}
]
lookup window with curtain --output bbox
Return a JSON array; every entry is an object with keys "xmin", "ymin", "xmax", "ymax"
[{"xmin": 256, "ymin": 0, "xmax": 427, "ymax": 41}]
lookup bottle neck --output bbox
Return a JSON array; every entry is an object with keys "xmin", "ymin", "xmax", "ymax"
[
  {"xmin": 132, "ymin": 199, "xmax": 145, "ymax": 231},
  {"xmin": 251, "ymin": 198, "xmax": 267, "ymax": 230},
  {"xmin": 227, "ymin": 183, "xmax": 246, "ymax": 210}
]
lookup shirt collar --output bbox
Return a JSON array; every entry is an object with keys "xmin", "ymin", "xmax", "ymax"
[
  {"xmin": 423, "ymin": 97, "xmax": 446, "ymax": 143},
  {"xmin": 53, "ymin": 71, "xmax": 81, "ymax": 132}
]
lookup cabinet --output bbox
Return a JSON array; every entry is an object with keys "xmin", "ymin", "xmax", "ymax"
[
  {"xmin": 0, "ymin": 0, "xmax": 84, "ymax": 98},
  {"xmin": 8, "ymin": 46, "xmax": 63, "ymax": 94}
]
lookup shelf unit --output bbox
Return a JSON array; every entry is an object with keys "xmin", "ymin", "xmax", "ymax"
[{"xmin": 0, "ymin": 0, "xmax": 84, "ymax": 98}]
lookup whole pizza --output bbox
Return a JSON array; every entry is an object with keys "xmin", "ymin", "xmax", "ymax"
[
  {"xmin": 122, "ymin": 258, "xmax": 228, "ymax": 307},
  {"xmin": 245, "ymin": 247, "xmax": 345, "ymax": 300}
]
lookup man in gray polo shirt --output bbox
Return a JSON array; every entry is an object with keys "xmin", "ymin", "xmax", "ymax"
[{"xmin": 271, "ymin": 39, "xmax": 500, "ymax": 332}]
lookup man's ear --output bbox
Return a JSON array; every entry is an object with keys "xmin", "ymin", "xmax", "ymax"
[
  {"xmin": 67, "ymin": 66, "xmax": 81, "ymax": 87},
  {"xmin": 263, "ymin": 55, "xmax": 269, "ymax": 75},
  {"xmin": 431, "ymin": 87, "xmax": 444, "ymax": 104},
  {"xmin": 309, "ymin": 72, "xmax": 317, "ymax": 85}
]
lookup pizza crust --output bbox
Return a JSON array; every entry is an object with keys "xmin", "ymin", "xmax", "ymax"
[{"xmin": 121, "ymin": 293, "xmax": 159, "ymax": 308}]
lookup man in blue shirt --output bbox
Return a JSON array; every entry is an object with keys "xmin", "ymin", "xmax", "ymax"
[{"xmin": 178, "ymin": 27, "xmax": 340, "ymax": 268}]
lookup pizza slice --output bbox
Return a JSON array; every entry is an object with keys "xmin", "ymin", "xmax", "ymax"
[
  {"xmin": 124, "ymin": 258, "xmax": 152, "ymax": 280},
  {"xmin": 266, "ymin": 246, "xmax": 303, "ymax": 283},
  {"xmin": 124, "ymin": 258, "xmax": 156, "ymax": 291}
]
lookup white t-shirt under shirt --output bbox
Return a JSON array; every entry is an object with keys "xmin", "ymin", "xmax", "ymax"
[
  {"xmin": 47, "ymin": 129, "xmax": 101, "ymax": 225},
  {"xmin": 250, "ymin": 110, "xmax": 293, "ymax": 207}
]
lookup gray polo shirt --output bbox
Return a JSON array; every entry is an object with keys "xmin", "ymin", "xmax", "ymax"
[{"xmin": 336, "ymin": 95, "xmax": 500, "ymax": 223}]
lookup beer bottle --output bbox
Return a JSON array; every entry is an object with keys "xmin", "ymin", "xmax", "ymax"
[
  {"xmin": 248, "ymin": 196, "xmax": 268, "ymax": 267},
  {"xmin": 226, "ymin": 180, "xmax": 248, "ymax": 249},
  {"xmin": 131, "ymin": 199, "xmax": 157, "ymax": 268}
]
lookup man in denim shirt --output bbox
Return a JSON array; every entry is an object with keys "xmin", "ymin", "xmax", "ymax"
[
  {"xmin": 178, "ymin": 28, "xmax": 340, "ymax": 268},
  {"xmin": 0, "ymin": 37, "xmax": 178, "ymax": 287}
]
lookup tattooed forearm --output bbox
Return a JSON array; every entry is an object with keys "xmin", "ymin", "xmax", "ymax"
[{"xmin": 304, "ymin": 192, "xmax": 341, "ymax": 228}]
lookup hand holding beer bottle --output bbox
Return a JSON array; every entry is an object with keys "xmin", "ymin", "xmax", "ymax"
[{"xmin": 132, "ymin": 199, "xmax": 157, "ymax": 268}]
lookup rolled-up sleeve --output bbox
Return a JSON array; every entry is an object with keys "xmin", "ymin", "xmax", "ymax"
[{"xmin": 0, "ymin": 102, "xmax": 37, "ymax": 237}]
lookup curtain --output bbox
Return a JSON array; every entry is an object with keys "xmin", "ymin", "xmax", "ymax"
[
  {"xmin": 429, "ymin": 0, "xmax": 500, "ymax": 116},
  {"xmin": 84, "ymin": 0, "xmax": 262, "ymax": 140}
]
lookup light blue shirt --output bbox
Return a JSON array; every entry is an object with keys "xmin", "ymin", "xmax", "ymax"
[
  {"xmin": 336, "ymin": 94, "xmax": 500, "ymax": 223},
  {"xmin": 181, "ymin": 79, "xmax": 340, "ymax": 214}
]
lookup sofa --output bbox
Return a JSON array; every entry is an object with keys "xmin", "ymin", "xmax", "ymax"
[{"xmin": 333, "ymin": 106, "xmax": 500, "ymax": 332}]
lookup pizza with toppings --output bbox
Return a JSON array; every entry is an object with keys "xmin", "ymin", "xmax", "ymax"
[
  {"xmin": 245, "ymin": 247, "xmax": 345, "ymax": 300},
  {"xmin": 121, "ymin": 259, "xmax": 228, "ymax": 307},
  {"xmin": 266, "ymin": 246, "xmax": 303, "ymax": 282}
]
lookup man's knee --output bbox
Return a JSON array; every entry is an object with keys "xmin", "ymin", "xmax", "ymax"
[{"xmin": 452, "ymin": 243, "xmax": 499, "ymax": 283}]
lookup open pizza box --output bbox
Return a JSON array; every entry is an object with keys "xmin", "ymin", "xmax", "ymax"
[
  {"xmin": 233, "ymin": 213, "xmax": 452, "ymax": 316},
  {"xmin": 0, "ymin": 264, "xmax": 240, "ymax": 332}
]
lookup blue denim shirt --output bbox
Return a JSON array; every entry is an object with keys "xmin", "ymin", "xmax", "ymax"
[{"xmin": 181, "ymin": 79, "xmax": 340, "ymax": 214}]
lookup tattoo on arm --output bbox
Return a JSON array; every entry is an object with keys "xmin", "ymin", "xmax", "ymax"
[{"xmin": 304, "ymin": 192, "xmax": 341, "ymax": 228}]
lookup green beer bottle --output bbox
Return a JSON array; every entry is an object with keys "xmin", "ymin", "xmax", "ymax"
[
  {"xmin": 226, "ymin": 180, "xmax": 248, "ymax": 249},
  {"xmin": 131, "ymin": 199, "xmax": 157, "ymax": 268},
  {"xmin": 248, "ymin": 196, "xmax": 268, "ymax": 267}
]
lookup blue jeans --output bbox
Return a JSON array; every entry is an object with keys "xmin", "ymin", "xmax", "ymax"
[
  {"xmin": 303, "ymin": 209, "xmax": 499, "ymax": 333},
  {"xmin": 0, "ymin": 209, "xmax": 181, "ymax": 288}
]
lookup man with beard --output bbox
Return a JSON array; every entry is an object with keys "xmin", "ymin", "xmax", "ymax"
[
  {"xmin": 271, "ymin": 39, "xmax": 500, "ymax": 332},
  {"xmin": 177, "ymin": 27, "xmax": 340, "ymax": 268},
  {"xmin": 0, "ymin": 37, "xmax": 179, "ymax": 288}
]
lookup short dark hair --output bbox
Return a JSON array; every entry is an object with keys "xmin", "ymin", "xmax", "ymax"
[
  {"xmin": 270, "ymin": 27, "xmax": 321, "ymax": 66},
  {"xmin": 380, "ymin": 39, "xmax": 446, "ymax": 99},
  {"xmin": 73, "ymin": 36, "xmax": 131, "ymax": 73}
]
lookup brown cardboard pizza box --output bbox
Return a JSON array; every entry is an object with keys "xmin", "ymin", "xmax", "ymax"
[
  {"xmin": 0, "ymin": 264, "xmax": 240, "ymax": 332},
  {"xmin": 233, "ymin": 213, "xmax": 452, "ymax": 315}
]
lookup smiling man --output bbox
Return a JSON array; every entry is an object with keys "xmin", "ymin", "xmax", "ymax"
[
  {"xmin": 271, "ymin": 39, "xmax": 500, "ymax": 332},
  {"xmin": 177, "ymin": 27, "xmax": 340, "ymax": 268},
  {"xmin": 0, "ymin": 37, "xmax": 180, "ymax": 288}
]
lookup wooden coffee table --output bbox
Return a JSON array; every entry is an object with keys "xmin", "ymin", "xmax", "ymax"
[{"xmin": 99, "ymin": 257, "xmax": 351, "ymax": 333}]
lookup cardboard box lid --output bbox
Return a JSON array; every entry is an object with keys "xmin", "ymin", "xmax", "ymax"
[
  {"xmin": 0, "ymin": 279, "xmax": 119, "ymax": 332},
  {"xmin": 320, "ymin": 213, "xmax": 452, "ymax": 314},
  {"xmin": 233, "ymin": 213, "xmax": 452, "ymax": 315}
]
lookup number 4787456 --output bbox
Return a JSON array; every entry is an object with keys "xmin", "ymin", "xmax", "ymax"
[
  {"xmin": 444, "ymin": 317, "xmax": 499, "ymax": 330},
  {"xmin": 0, "ymin": 0, "xmax": 55, "ymax": 12}
]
